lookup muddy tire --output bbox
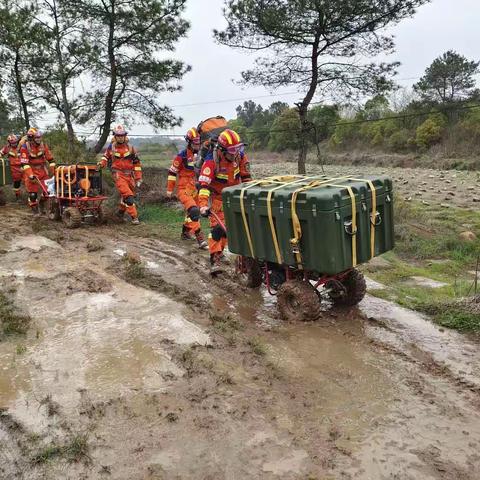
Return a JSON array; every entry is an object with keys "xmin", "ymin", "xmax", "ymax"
[
  {"xmin": 47, "ymin": 199, "xmax": 61, "ymax": 221},
  {"xmin": 62, "ymin": 207, "xmax": 82, "ymax": 229},
  {"xmin": 237, "ymin": 256, "xmax": 263, "ymax": 289},
  {"xmin": 277, "ymin": 279, "xmax": 322, "ymax": 322},
  {"xmin": 329, "ymin": 269, "xmax": 366, "ymax": 307}
]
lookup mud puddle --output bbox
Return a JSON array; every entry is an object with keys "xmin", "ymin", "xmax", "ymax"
[
  {"xmin": 2, "ymin": 216, "xmax": 480, "ymax": 478},
  {"xmin": 0, "ymin": 234, "xmax": 209, "ymax": 433},
  {"xmin": 361, "ymin": 294, "xmax": 480, "ymax": 389}
]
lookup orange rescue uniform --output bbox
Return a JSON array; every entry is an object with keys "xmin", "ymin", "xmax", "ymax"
[
  {"xmin": 99, "ymin": 141, "xmax": 142, "ymax": 219},
  {"xmin": 167, "ymin": 147, "xmax": 201, "ymax": 234},
  {"xmin": 19, "ymin": 141, "xmax": 55, "ymax": 207},
  {"xmin": 1, "ymin": 144, "xmax": 22, "ymax": 197},
  {"xmin": 198, "ymin": 150, "xmax": 251, "ymax": 255}
]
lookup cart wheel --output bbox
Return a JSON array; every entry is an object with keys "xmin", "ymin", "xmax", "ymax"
[
  {"xmin": 328, "ymin": 269, "xmax": 366, "ymax": 307},
  {"xmin": 47, "ymin": 198, "xmax": 61, "ymax": 221},
  {"xmin": 236, "ymin": 256, "xmax": 263, "ymax": 288},
  {"xmin": 277, "ymin": 279, "xmax": 322, "ymax": 322},
  {"xmin": 62, "ymin": 207, "xmax": 82, "ymax": 229}
]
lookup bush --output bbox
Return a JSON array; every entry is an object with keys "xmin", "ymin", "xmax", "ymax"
[
  {"xmin": 387, "ymin": 129, "xmax": 410, "ymax": 152},
  {"xmin": 330, "ymin": 119, "xmax": 358, "ymax": 147},
  {"xmin": 268, "ymin": 108, "xmax": 301, "ymax": 152},
  {"xmin": 43, "ymin": 129, "xmax": 94, "ymax": 164},
  {"xmin": 415, "ymin": 116, "xmax": 446, "ymax": 150}
]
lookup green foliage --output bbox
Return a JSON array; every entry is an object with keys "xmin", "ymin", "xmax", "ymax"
[
  {"xmin": 307, "ymin": 105, "xmax": 339, "ymax": 141},
  {"xmin": 387, "ymin": 129, "xmax": 410, "ymax": 151},
  {"xmin": 268, "ymin": 108, "xmax": 301, "ymax": 152},
  {"xmin": 415, "ymin": 115, "xmax": 447, "ymax": 149},
  {"xmin": 43, "ymin": 129, "xmax": 93, "ymax": 164},
  {"xmin": 414, "ymin": 50, "xmax": 480, "ymax": 103},
  {"xmin": 330, "ymin": 119, "xmax": 358, "ymax": 147}
]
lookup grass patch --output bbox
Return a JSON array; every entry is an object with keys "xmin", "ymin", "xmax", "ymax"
[
  {"xmin": 138, "ymin": 203, "xmax": 209, "ymax": 241},
  {"xmin": 416, "ymin": 296, "xmax": 480, "ymax": 332},
  {"xmin": 364, "ymin": 198, "xmax": 480, "ymax": 332},
  {"xmin": 122, "ymin": 251, "xmax": 146, "ymax": 280},
  {"xmin": 16, "ymin": 344, "xmax": 26, "ymax": 355},
  {"xmin": 247, "ymin": 337, "xmax": 267, "ymax": 356},
  {"xmin": 0, "ymin": 291, "xmax": 31, "ymax": 337},
  {"xmin": 32, "ymin": 434, "xmax": 90, "ymax": 465},
  {"xmin": 86, "ymin": 240, "xmax": 104, "ymax": 252},
  {"xmin": 436, "ymin": 311, "xmax": 479, "ymax": 331},
  {"xmin": 209, "ymin": 313, "xmax": 242, "ymax": 334}
]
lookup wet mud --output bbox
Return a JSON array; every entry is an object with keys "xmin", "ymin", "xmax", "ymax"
[{"xmin": 1, "ymin": 205, "xmax": 480, "ymax": 479}]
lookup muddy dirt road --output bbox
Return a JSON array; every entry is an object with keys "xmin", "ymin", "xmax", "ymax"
[{"xmin": 1, "ymin": 206, "xmax": 480, "ymax": 479}]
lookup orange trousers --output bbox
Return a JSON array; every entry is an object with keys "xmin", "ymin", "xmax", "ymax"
[
  {"xmin": 208, "ymin": 196, "xmax": 227, "ymax": 255},
  {"xmin": 25, "ymin": 168, "xmax": 49, "ymax": 207},
  {"xmin": 114, "ymin": 172, "xmax": 138, "ymax": 219},
  {"xmin": 178, "ymin": 186, "xmax": 201, "ymax": 233}
]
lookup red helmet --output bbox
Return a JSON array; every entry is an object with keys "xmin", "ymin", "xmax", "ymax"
[
  {"xmin": 185, "ymin": 127, "xmax": 200, "ymax": 145},
  {"xmin": 7, "ymin": 134, "xmax": 18, "ymax": 145},
  {"xmin": 112, "ymin": 124, "xmax": 127, "ymax": 136},
  {"xmin": 217, "ymin": 129, "xmax": 243, "ymax": 154}
]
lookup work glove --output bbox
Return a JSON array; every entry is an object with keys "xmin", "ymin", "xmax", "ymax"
[
  {"xmin": 200, "ymin": 206, "xmax": 210, "ymax": 218},
  {"xmin": 28, "ymin": 175, "xmax": 35, "ymax": 181},
  {"xmin": 166, "ymin": 191, "xmax": 173, "ymax": 199},
  {"xmin": 136, "ymin": 180, "xmax": 142, "ymax": 188}
]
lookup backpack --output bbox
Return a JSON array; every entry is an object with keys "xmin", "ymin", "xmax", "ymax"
[
  {"xmin": 195, "ymin": 116, "xmax": 228, "ymax": 175},
  {"xmin": 197, "ymin": 116, "xmax": 228, "ymax": 143}
]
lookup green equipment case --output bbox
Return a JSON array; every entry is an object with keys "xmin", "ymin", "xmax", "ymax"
[
  {"xmin": 222, "ymin": 175, "xmax": 394, "ymax": 275},
  {"xmin": 0, "ymin": 158, "xmax": 12, "ymax": 186}
]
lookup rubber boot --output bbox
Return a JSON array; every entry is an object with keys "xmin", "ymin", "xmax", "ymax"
[
  {"xmin": 181, "ymin": 225, "xmax": 195, "ymax": 241},
  {"xmin": 210, "ymin": 252, "xmax": 225, "ymax": 276},
  {"xmin": 195, "ymin": 230, "xmax": 208, "ymax": 250},
  {"xmin": 131, "ymin": 217, "xmax": 140, "ymax": 225}
]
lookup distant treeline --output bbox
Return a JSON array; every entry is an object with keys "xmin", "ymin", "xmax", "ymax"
[{"xmin": 229, "ymin": 51, "xmax": 480, "ymax": 158}]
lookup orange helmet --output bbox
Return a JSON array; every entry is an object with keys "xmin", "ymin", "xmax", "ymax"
[
  {"xmin": 27, "ymin": 127, "xmax": 38, "ymax": 138},
  {"xmin": 217, "ymin": 129, "xmax": 243, "ymax": 154},
  {"xmin": 7, "ymin": 134, "xmax": 18, "ymax": 145},
  {"xmin": 112, "ymin": 124, "xmax": 127, "ymax": 136},
  {"xmin": 185, "ymin": 127, "xmax": 200, "ymax": 145}
]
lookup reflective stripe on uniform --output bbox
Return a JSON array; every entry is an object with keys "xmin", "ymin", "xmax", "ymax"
[
  {"xmin": 168, "ymin": 175, "xmax": 176, "ymax": 182},
  {"xmin": 199, "ymin": 188, "xmax": 210, "ymax": 197}
]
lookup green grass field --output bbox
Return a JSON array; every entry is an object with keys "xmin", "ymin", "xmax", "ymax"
[{"xmin": 365, "ymin": 199, "xmax": 480, "ymax": 331}]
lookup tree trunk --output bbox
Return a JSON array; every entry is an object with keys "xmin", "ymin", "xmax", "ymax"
[
  {"xmin": 13, "ymin": 51, "xmax": 30, "ymax": 130},
  {"xmin": 53, "ymin": 0, "xmax": 75, "ymax": 158},
  {"xmin": 297, "ymin": 34, "xmax": 320, "ymax": 175},
  {"xmin": 297, "ymin": 107, "xmax": 308, "ymax": 174},
  {"xmin": 93, "ymin": 1, "xmax": 116, "ymax": 153}
]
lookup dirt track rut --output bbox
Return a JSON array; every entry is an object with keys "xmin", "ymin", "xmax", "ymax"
[{"xmin": 1, "ymin": 206, "xmax": 480, "ymax": 479}]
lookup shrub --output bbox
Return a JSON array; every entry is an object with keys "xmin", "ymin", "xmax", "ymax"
[
  {"xmin": 415, "ymin": 116, "xmax": 446, "ymax": 149},
  {"xmin": 387, "ymin": 129, "xmax": 410, "ymax": 152}
]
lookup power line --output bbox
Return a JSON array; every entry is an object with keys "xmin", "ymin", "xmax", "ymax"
[{"xmin": 74, "ymin": 102, "xmax": 480, "ymax": 138}]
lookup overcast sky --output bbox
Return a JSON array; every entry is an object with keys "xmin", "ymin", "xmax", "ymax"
[{"xmin": 41, "ymin": 0, "xmax": 480, "ymax": 138}]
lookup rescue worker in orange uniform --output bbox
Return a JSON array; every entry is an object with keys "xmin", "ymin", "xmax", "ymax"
[
  {"xmin": 198, "ymin": 129, "xmax": 252, "ymax": 274},
  {"xmin": 98, "ymin": 125, "xmax": 142, "ymax": 225},
  {"xmin": 1, "ymin": 134, "xmax": 22, "ymax": 200},
  {"xmin": 19, "ymin": 128, "xmax": 55, "ymax": 214},
  {"xmin": 166, "ymin": 128, "xmax": 207, "ymax": 249}
]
